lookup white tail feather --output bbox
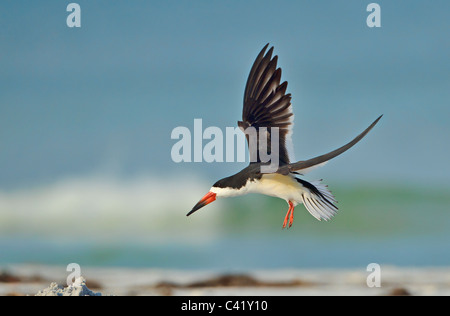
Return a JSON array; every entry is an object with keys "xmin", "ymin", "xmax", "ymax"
[{"xmin": 301, "ymin": 180, "xmax": 338, "ymax": 221}]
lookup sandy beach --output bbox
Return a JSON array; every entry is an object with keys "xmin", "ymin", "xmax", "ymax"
[{"xmin": 1, "ymin": 264, "xmax": 449, "ymax": 296}]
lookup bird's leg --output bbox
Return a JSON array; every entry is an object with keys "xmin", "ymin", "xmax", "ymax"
[
  {"xmin": 282, "ymin": 210, "xmax": 290, "ymax": 229},
  {"xmin": 288, "ymin": 201, "xmax": 295, "ymax": 228},
  {"xmin": 282, "ymin": 201, "xmax": 295, "ymax": 229}
]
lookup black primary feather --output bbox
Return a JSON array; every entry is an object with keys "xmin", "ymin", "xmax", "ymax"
[{"xmin": 239, "ymin": 44, "xmax": 293, "ymax": 166}]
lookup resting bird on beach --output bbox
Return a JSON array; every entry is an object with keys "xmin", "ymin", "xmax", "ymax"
[{"xmin": 187, "ymin": 44, "xmax": 382, "ymax": 228}]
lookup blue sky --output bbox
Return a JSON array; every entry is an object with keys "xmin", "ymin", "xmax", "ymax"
[{"xmin": 1, "ymin": 1, "xmax": 449, "ymax": 189}]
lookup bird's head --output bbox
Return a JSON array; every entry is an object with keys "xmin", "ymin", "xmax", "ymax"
[{"xmin": 186, "ymin": 176, "xmax": 245, "ymax": 216}]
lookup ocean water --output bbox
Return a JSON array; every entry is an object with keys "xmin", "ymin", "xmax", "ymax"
[{"xmin": 0, "ymin": 175, "xmax": 449, "ymax": 270}]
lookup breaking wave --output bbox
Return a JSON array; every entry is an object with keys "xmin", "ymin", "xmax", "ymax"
[{"xmin": 0, "ymin": 173, "xmax": 224, "ymax": 242}]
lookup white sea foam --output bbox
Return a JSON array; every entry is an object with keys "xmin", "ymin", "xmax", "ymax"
[{"xmin": 0, "ymin": 173, "xmax": 224, "ymax": 241}]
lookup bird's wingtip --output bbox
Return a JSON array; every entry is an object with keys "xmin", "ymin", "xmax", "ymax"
[{"xmin": 372, "ymin": 114, "xmax": 383, "ymax": 126}]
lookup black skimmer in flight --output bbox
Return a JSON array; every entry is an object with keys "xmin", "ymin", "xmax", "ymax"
[{"xmin": 187, "ymin": 44, "xmax": 382, "ymax": 228}]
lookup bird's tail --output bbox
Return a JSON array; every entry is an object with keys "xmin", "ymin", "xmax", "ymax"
[{"xmin": 297, "ymin": 179, "xmax": 338, "ymax": 221}]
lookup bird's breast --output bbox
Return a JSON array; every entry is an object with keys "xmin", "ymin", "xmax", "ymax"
[{"xmin": 245, "ymin": 173, "xmax": 303, "ymax": 201}]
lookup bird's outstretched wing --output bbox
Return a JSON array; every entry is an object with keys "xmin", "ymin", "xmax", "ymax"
[
  {"xmin": 278, "ymin": 115, "xmax": 383, "ymax": 175},
  {"xmin": 238, "ymin": 44, "xmax": 293, "ymax": 166}
]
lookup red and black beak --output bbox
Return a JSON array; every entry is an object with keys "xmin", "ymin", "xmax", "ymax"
[{"xmin": 187, "ymin": 192, "xmax": 217, "ymax": 216}]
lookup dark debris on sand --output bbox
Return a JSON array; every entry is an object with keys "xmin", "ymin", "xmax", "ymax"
[
  {"xmin": 0, "ymin": 270, "xmax": 46, "ymax": 283},
  {"xmin": 154, "ymin": 273, "xmax": 311, "ymax": 295}
]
